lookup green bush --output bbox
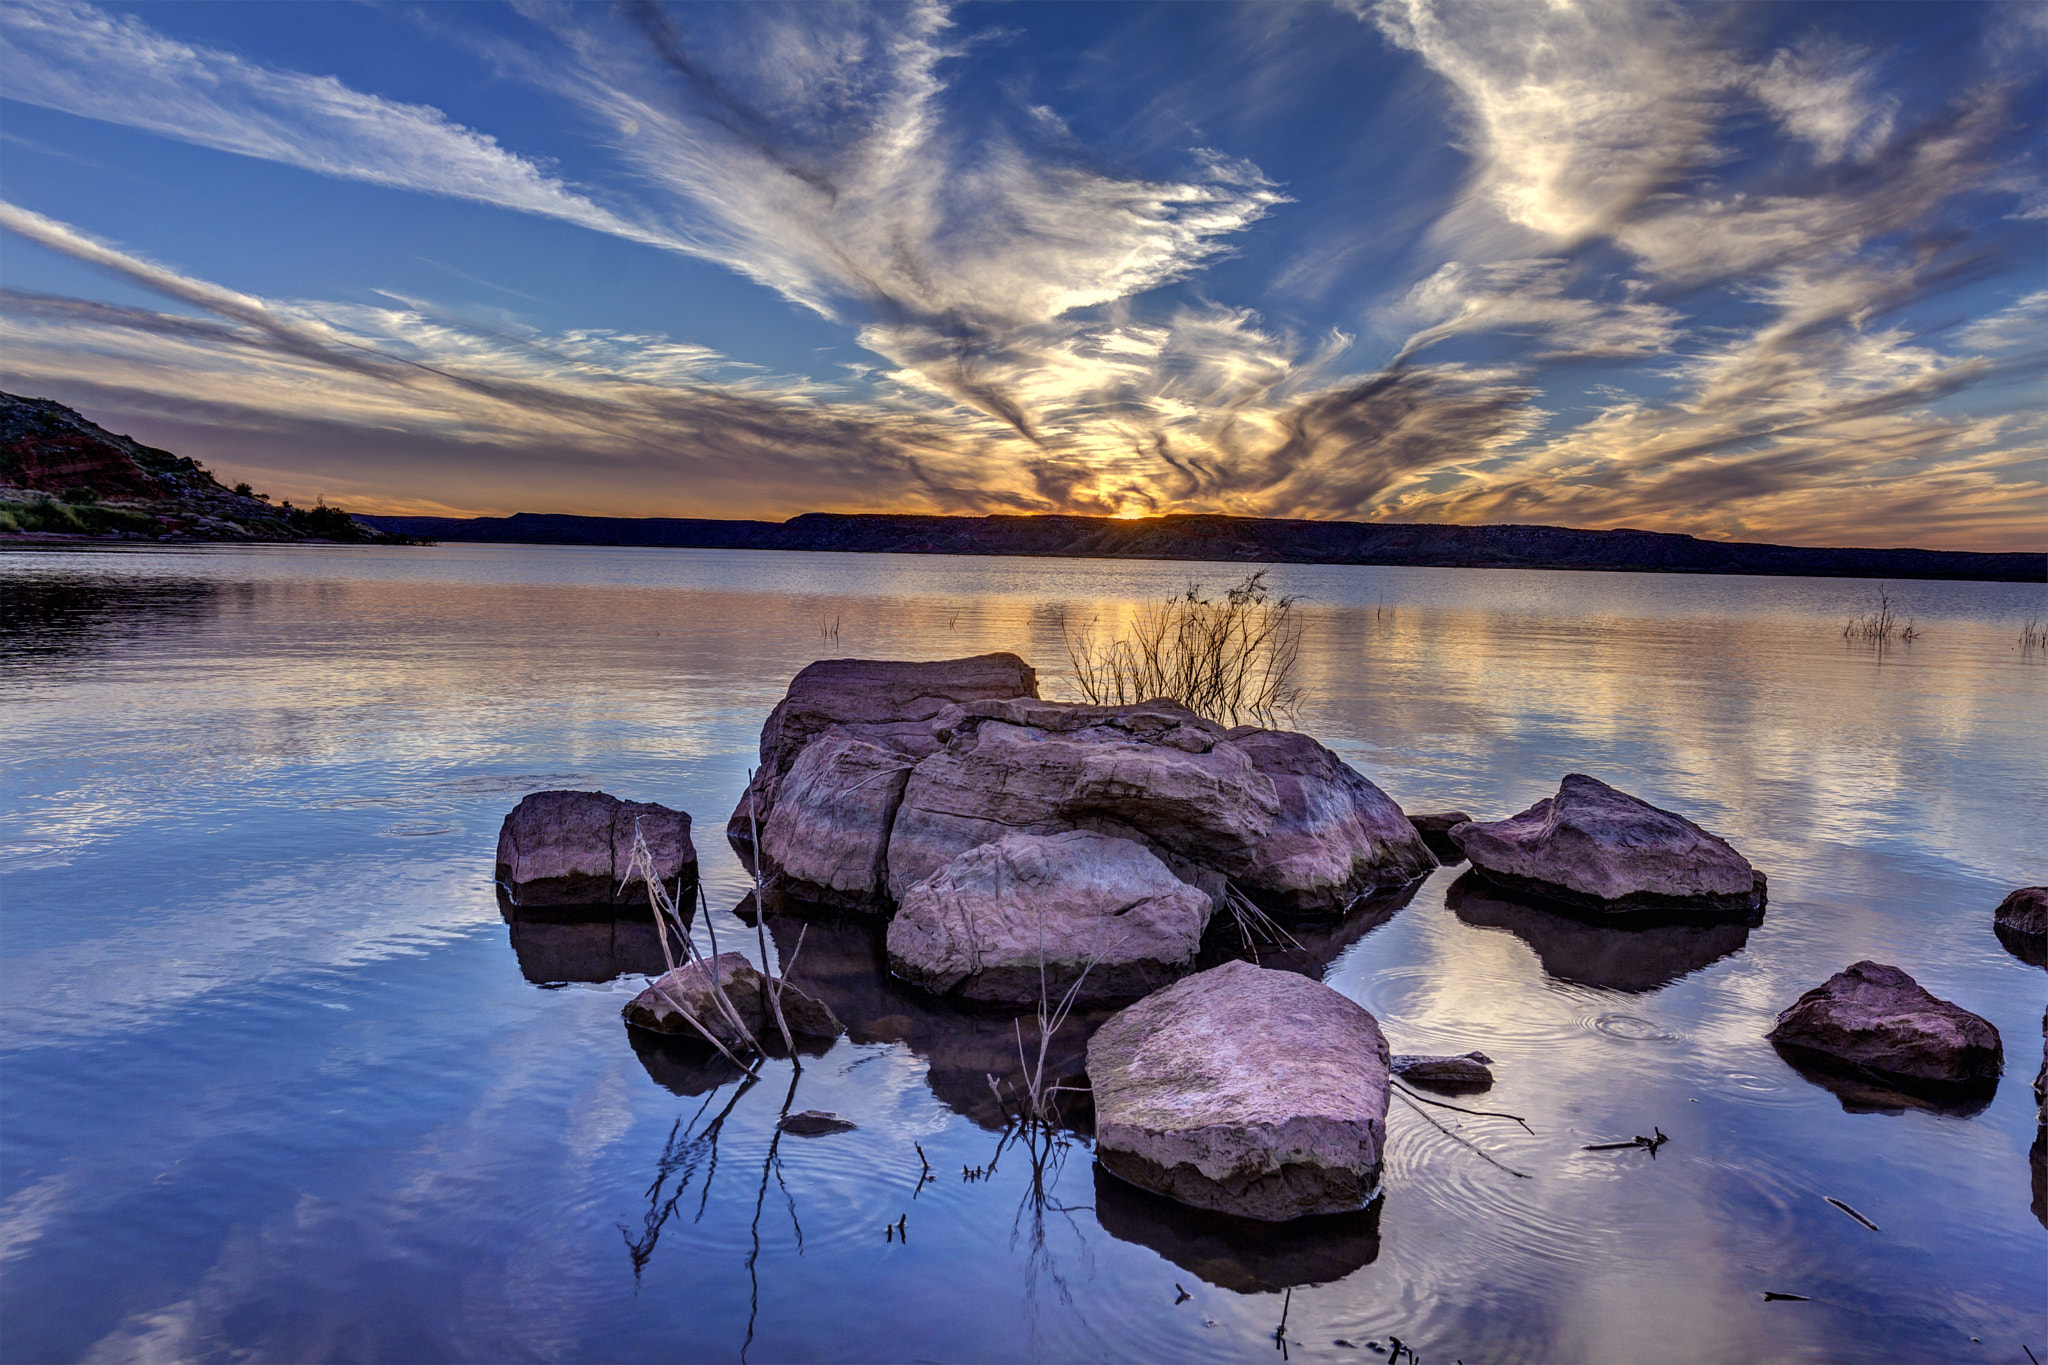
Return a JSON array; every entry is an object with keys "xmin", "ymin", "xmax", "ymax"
[{"xmin": 0, "ymin": 497, "xmax": 159, "ymax": 536}]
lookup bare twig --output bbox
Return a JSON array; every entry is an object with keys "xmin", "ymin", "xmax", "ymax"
[
  {"xmin": 1391, "ymin": 1080, "xmax": 1532, "ymax": 1132},
  {"xmin": 1392, "ymin": 1086, "xmax": 1530, "ymax": 1178},
  {"xmin": 1059, "ymin": 570, "xmax": 1306, "ymax": 725}
]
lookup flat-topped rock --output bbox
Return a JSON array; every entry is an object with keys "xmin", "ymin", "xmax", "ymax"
[
  {"xmin": 1225, "ymin": 728, "xmax": 1438, "ymax": 915},
  {"xmin": 1390, "ymin": 1052, "xmax": 1494, "ymax": 1089},
  {"xmin": 1995, "ymin": 887, "xmax": 2048, "ymax": 968},
  {"xmin": 728, "ymin": 653, "xmax": 1038, "ymax": 851},
  {"xmin": 497, "ymin": 789, "xmax": 695, "ymax": 908},
  {"xmin": 622, "ymin": 951, "xmax": 843, "ymax": 1047},
  {"xmin": 1767, "ymin": 960, "xmax": 2001, "ymax": 1085},
  {"xmin": 886, "ymin": 831, "xmax": 1213, "ymax": 1004},
  {"xmin": 1088, "ymin": 960, "xmax": 1391, "ymax": 1222},
  {"xmin": 1451, "ymin": 774, "xmax": 1763, "ymax": 915}
]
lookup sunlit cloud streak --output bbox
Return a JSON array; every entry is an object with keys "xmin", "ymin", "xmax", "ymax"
[{"xmin": 0, "ymin": 0, "xmax": 2041, "ymax": 546}]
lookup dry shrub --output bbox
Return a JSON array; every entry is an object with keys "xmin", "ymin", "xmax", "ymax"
[{"xmin": 1061, "ymin": 570, "xmax": 1305, "ymax": 725}]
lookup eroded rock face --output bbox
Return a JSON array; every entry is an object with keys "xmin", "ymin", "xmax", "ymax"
[
  {"xmin": 885, "ymin": 699, "xmax": 1276, "ymax": 904},
  {"xmin": 1994, "ymin": 887, "xmax": 2048, "ymax": 968},
  {"xmin": 886, "ymin": 831, "xmax": 1213, "ymax": 1004},
  {"xmin": 1451, "ymin": 774, "xmax": 1763, "ymax": 915},
  {"xmin": 757, "ymin": 731, "xmax": 913, "ymax": 910},
  {"xmin": 1767, "ymin": 960, "xmax": 2002, "ymax": 1085},
  {"xmin": 728, "ymin": 653, "xmax": 1039, "ymax": 850},
  {"xmin": 1089, "ymin": 959, "xmax": 1390, "ymax": 1222},
  {"xmin": 497, "ymin": 790, "xmax": 695, "ymax": 908},
  {"xmin": 1225, "ymin": 728, "xmax": 1438, "ymax": 915},
  {"xmin": 622, "ymin": 951, "xmax": 843, "ymax": 1046}
]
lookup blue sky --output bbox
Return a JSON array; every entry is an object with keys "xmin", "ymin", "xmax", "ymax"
[{"xmin": 1, "ymin": 1, "xmax": 2043, "ymax": 548}]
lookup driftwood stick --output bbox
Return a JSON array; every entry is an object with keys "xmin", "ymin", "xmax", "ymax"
[
  {"xmin": 1392, "ymin": 1086, "xmax": 1530, "ymax": 1178},
  {"xmin": 1391, "ymin": 1079, "xmax": 1532, "ymax": 1132}
]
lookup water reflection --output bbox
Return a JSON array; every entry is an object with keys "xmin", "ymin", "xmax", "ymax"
[
  {"xmin": 0, "ymin": 569, "xmax": 230, "ymax": 666},
  {"xmin": 1092, "ymin": 1165, "xmax": 1382, "ymax": 1293},
  {"xmin": 1445, "ymin": 872, "xmax": 1756, "ymax": 992},
  {"xmin": 502, "ymin": 907, "xmax": 670, "ymax": 985},
  {"xmin": 1207, "ymin": 880, "xmax": 1423, "ymax": 979},
  {"xmin": 1769, "ymin": 1043, "xmax": 1998, "ymax": 1119}
]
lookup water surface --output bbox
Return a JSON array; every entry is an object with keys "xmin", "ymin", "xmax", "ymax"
[{"xmin": 3, "ymin": 544, "xmax": 2043, "ymax": 1363}]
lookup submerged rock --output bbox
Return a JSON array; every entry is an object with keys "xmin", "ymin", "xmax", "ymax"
[
  {"xmin": 1405, "ymin": 810, "xmax": 1472, "ymax": 863},
  {"xmin": 1089, "ymin": 959, "xmax": 1391, "ymax": 1222},
  {"xmin": 1767, "ymin": 960, "xmax": 2002, "ymax": 1087},
  {"xmin": 1389, "ymin": 1052, "xmax": 1494, "ymax": 1090},
  {"xmin": 728, "ymin": 653, "xmax": 1039, "ymax": 853},
  {"xmin": 622, "ymin": 951, "xmax": 844, "ymax": 1047},
  {"xmin": 1445, "ymin": 871, "xmax": 1755, "ymax": 992},
  {"xmin": 1451, "ymin": 774, "xmax": 1763, "ymax": 915},
  {"xmin": 1994, "ymin": 886, "xmax": 2048, "ymax": 968},
  {"xmin": 496, "ymin": 789, "xmax": 696, "ymax": 908},
  {"xmin": 886, "ymin": 830, "xmax": 1213, "ymax": 1005},
  {"xmin": 778, "ymin": 1110, "xmax": 857, "ymax": 1137}
]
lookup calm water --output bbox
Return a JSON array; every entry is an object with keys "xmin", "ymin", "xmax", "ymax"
[{"xmin": 2, "ymin": 544, "xmax": 2043, "ymax": 1364}]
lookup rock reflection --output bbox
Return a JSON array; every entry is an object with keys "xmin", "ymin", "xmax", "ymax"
[
  {"xmin": 0, "ymin": 571, "xmax": 233, "ymax": 663},
  {"xmin": 1092, "ymin": 1164, "xmax": 1382, "ymax": 1293},
  {"xmin": 500, "ymin": 902, "xmax": 671, "ymax": 985},
  {"xmin": 1770, "ymin": 1043, "xmax": 1997, "ymax": 1119},
  {"xmin": 1445, "ymin": 872, "xmax": 1755, "ymax": 992},
  {"xmin": 749, "ymin": 897, "xmax": 1106, "ymax": 1131}
]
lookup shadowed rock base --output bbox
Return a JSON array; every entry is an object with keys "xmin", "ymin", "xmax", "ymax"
[
  {"xmin": 1771, "ymin": 1043, "xmax": 1997, "ymax": 1118},
  {"xmin": 1092, "ymin": 1163, "xmax": 1382, "ymax": 1293},
  {"xmin": 1446, "ymin": 871, "xmax": 1756, "ymax": 992},
  {"xmin": 1096, "ymin": 1147, "xmax": 1382, "ymax": 1226}
]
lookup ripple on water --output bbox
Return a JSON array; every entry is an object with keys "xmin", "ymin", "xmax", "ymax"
[
  {"xmin": 1355, "ymin": 966, "xmax": 1584, "ymax": 1048},
  {"xmin": 380, "ymin": 822, "xmax": 456, "ymax": 837},
  {"xmin": 1585, "ymin": 1012, "xmax": 1679, "ymax": 1043}
]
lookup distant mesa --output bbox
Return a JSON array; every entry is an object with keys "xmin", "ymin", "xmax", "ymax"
[{"xmin": 354, "ymin": 508, "xmax": 2043, "ymax": 582}]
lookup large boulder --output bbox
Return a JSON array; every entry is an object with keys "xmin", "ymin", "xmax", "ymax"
[
  {"xmin": 728, "ymin": 653, "xmax": 1038, "ymax": 851},
  {"xmin": 1450, "ymin": 774, "xmax": 1764, "ymax": 915},
  {"xmin": 1994, "ymin": 887, "xmax": 2048, "ymax": 968},
  {"xmin": 1224, "ymin": 728, "xmax": 1438, "ymax": 915},
  {"xmin": 1766, "ymin": 961, "xmax": 2002, "ymax": 1086},
  {"xmin": 1088, "ymin": 960, "xmax": 1391, "ymax": 1222},
  {"xmin": 622, "ymin": 951, "xmax": 843, "ymax": 1046},
  {"xmin": 497, "ymin": 790, "xmax": 695, "ymax": 908},
  {"xmin": 884, "ymin": 699, "xmax": 1278, "ymax": 904},
  {"xmin": 756, "ymin": 731, "xmax": 914, "ymax": 911},
  {"xmin": 886, "ymin": 830, "xmax": 1213, "ymax": 1005}
]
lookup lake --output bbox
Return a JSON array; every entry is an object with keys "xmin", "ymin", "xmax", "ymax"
[{"xmin": 2, "ymin": 543, "xmax": 2042, "ymax": 1363}]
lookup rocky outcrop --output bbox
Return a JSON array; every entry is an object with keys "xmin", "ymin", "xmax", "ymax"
[
  {"xmin": 496, "ymin": 789, "xmax": 695, "ymax": 908},
  {"xmin": 1451, "ymin": 774, "xmax": 1764, "ymax": 915},
  {"xmin": 1089, "ymin": 960, "xmax": 1391, "ymax": 1222},
  {"xmin": 756, "ymin": 732, "xmax": 914, "ymax": 911},
  {"xmin": 1767, "ymin": 961, "xmax": 2002, "ymax": 1086},
  {"xmin": 886, "ymin": 831, "xmax": 1213, "ymax": 1004},
  {"xmin": 621, "ymin": 951, "xmax": 843, "ymax": 1046},
  {"xmin": 1224, "ymin": 728, "xmax": 1438, "ymax": 915},
  {"xmin": 1994, "ymin": 887, "xmax": 2048, "ymax": 968},
  {"xmin": 728, "ymin": 653, "xmax": 1039, "ymax": 854},
  {"xmin": 1406, "ymin": 810, "xmax": 1471, "ymax": 863}
]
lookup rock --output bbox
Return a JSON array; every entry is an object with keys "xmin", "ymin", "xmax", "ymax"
[
  {"xmin": 1224, "ymin": 728, "xmax": 1438, "ymax": 915},
  {"xmin": 1088, "ymin": 959, "xmax": 1391, "ymax": 1222},
  {"xmin": 885, "ymin": 699, "xmax": 1277, "ymax": 904},
  {"xmin": 496, "ymin": 789, "xmax": 695, "ymax": 908},
  {"xmin": 886, "ymin": 831, "xmax": 1213, "ymax": 1005},
  {"xmin": 1445, "ymin": 871, "xmax": 1755, "ymax": 992},
  {"xmin": 728, "ymin": 653, "xmax": 1038, "ymax": 851},
  {"xmin": 622, "ymin": 951, "xmax": 844, "ymax": 1046},
  {"xmin": 1389, "ymin": 1052, "xmax": 1494, "ymax": 1089},
  {"xmin": 756, "ymin": 731, "xmax": 913, "ymax": 910},
  {"xmin": 1994, "ymin": 886, "xmax": 2048, "ymax": 968},
  {"xmin": 1767, "ymin": 960, "xmax": 2002, "ymax": 1086},
  {"xmin": 1450, "ymin": 774, "xmax": 1763, "ymax": 915},
  {"xmin": 1406, "ymin": 810, "xmax": 1472, "ymax": 863},
  {"xmin": 778, "ymin": 1110, "xmax": 857, "ymax": 1136}
]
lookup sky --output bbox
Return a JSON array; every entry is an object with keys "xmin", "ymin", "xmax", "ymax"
[{"xmin": 1, "ymin": 1, "xmax": 2044, "ymax": 549}]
